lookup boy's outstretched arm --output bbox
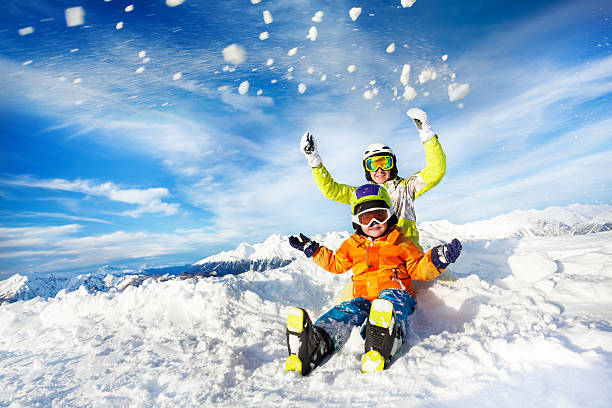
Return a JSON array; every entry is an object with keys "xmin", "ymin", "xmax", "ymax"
[
  {"xmin": 405, "ymin": 108, "xmax": 446, "ymax": 199},
  {"xmin": 406, "ymin": 238, "xmax": 462, "ymax": 281},
  {"xmin": 299, "ymin": 132, "xmax": 355, "ymax": 205},
  {"xmin": 288, "ymin": 233, "xmax": 352, "ymax": 274}
]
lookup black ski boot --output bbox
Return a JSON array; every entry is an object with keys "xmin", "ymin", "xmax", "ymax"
[
  {"xmin": 285, "ymin": 307, "xmax": 333, "ymax": 376},
  {"xmin": 362, "ymin": 298, "xmax": 403, "ymax": 373}
]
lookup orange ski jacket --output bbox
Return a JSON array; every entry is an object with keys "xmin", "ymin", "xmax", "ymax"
[{"xmin": 311, "ymin": 227, "xmax": 442, "ymax": 301}]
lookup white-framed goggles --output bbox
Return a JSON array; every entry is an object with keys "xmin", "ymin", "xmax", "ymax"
[{"xmin": 351, "ymin": 207, "xmax": 394, "ymax": 227}]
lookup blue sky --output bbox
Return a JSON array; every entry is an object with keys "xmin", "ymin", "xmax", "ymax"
[{"xmin": 0, "ymin": 0, "xmax": 610, "ymax": 277}]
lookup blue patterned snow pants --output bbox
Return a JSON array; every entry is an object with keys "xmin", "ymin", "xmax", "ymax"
[{"xmin": 313, "ymin": 289, "xmax": 416, "ymax": 352}]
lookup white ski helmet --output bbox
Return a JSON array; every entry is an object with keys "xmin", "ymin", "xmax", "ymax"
[{"xmin": 362, "ymin": 143, "xmax": 394, "ymax": 161}]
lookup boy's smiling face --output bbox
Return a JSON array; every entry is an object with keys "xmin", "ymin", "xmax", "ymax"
[
  {"xmin": 369, "ymin": 168, "xmax": 390, "ymax": 184},
  {"xmin": 362, "ymin": 221, "xmax": 388, "ymax": 238}
]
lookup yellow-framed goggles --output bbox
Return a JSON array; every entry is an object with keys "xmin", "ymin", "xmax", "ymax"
[{"xmin": 364, "ymin": 155, "xmax": 394, "ymax": 172}]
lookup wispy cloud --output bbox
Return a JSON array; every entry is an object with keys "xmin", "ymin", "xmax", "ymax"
[{"xmin": 1, "ymin": 176, "xmax": 180, "ymax": 217}]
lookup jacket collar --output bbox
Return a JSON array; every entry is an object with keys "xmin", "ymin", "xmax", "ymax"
[{"xmin": 350, "ymin": 226, "xmax": 401, "ymax": 245}]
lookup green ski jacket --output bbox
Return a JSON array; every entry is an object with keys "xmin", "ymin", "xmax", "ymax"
[{"xmin": 312, "ymin": 136, "xmax": 446, "ymax": 250}]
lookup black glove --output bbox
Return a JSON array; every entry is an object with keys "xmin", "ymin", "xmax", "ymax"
[
  {"xmin": 431, "ymin": 238, "xmax": 462, "ymax": 270},
  {"xmin": 289, "ymin": 233, "xmax": 320, "ymax": 258}
]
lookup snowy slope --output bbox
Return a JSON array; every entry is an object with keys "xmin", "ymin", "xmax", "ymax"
[{"xmin": 1, "ymin": 207, "xmax": 611, "ymax": 407}]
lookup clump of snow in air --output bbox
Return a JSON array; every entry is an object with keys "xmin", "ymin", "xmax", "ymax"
[
  {"xmin": 138, "ymin": 51, "xmax": 146, "ymax": 59},
  {"xmin": 250, "ymin": 0, "xmax": 262, "ymax": 4},
  {"xmin": 442, "ymin": 54, "xmax": 448, "ymax": 61},
  {"xmin": 306, "ymin": 26, "xmax": 318, "ymax": 41},
  {"xmin": 259, "ymin": 31, "xmax": 269, "ymax": 40},
  {"xmin": 307, "ymin": 67, "xmax": 315, "ymax": 74},
  {"xmin": 116, "ymin": 21, "xmax": 124, "ymax": 30},
  {"xmin": 349, "ymin": 7, "xmax": 362, "ymax": 21},
  {"xmin": 298, "ymin": 83, "xmax": 307, "ymax": 94},
  {"xmin": 423, "ymin": 91, "xmax": 430, "ymax": 97},
  {"xmin": 321, "ymin": 73, "xmax": 327, "ymax": 81},
  {"xmin": 403, "ymin": 86, "xmax": 417, "ymax": 100},
  {"xmin": 135, "ymin": 67, "xmax": 145, "ymax": 74},
  {"xmin": 448, "ymin": 82, "xmax": 471, "ymax": 101},
  {"xmin": 22, "ymin": 60, "xmax": 33, "ymax": 66},
  {"xmin": 18, "ymin": 26, "xmax": 35, "ymax": 36},
  {"xmin": 288, "ymin": 47, "xmax": 298, "ymax": 56},
  {"xmin": 257, "ymin": 89, "xmax": 263, "ymax": 96},
  {"xmin": 347, "ymin": 64, "xmax": 356, "ymax": 73},
  {"xmin": 363, "ymin": 88, "xmax": 378, "ymax": 99},
  {"xmin": 312, "ymin": 11, "xmax": 324, "ymax": 23},
  {"xmin": 65, "ymin": 6, "xmax": 85, "ymax": 27},
  {"xmin": 263, "ymin": 10, "xmax": 273, "ymax": 24},
  {"xmin": 238, "ymin": 81, "xmax": 250, "ymax": 95},
  {"xmin": 172, "ymin": 72, "xmax": 182, "ymax": 81},
  {"xmin": 386, "ymin": 43, "xmax": 396, "ymax": 53},
  {"xmin": 165, "ymin": 0, "xmax": 185, "ymax": 7},
  {"xmin": 142, "ymin": 57, "xmax": 150, "ymax": 63},
  {"xmin": 401, "ymin": 0, "xmax": 417, "ymax": 7},
  {"xmin": 125, "ymin": 5, "xmax": 134, "ymax": 12},
  {"xmin": 266, "ymin": 58, "xmax": 274, "ymax": 66},
  {"xmin": 400, "ymin": 64, "xmax": 411, "ymax": 85},
  {"xmin": 222, "ymin": 43, "xmax": 246, "ymax": 65},
  {"xmin": 418, "ymin": 68, "xmax": 436, "ymax": 83},
  {"xmin": 70, "ymin": 49, "xmax": 79, "ymax": 53}
]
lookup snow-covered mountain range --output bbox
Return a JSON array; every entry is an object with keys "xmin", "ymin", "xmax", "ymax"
[{"xmin": 1, "ymin": 204, "xmax": 610, "ymax": 305}]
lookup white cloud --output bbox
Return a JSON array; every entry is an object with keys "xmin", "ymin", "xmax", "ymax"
[{"xmin": 2, "ymin": 177, "xmax": 180, "ymax": 217}]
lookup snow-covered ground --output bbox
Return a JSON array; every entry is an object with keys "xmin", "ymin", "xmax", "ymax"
[{"xmin": 1, "ymin": 206, "xmax": 611, "ymax": 407}]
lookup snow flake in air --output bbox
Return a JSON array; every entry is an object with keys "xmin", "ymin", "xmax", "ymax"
[
  {"xmin": 312, "ymin": 11, "xmax": 324, "ymax": 23},
  {"xmin": 65, "ymin": 7, "xmax": 85, "ymax": 27},
  {"xmin": 135, "ymin": 67, "xmax": 145, "ymax": 74},
  {"xmin": 250, "ymin": 0, "xmax": 262, "ymax": 4},
  {"xmin": 125, "ymin": 5, "xmax": 134, "ymax": 12},
  {"xmin": 363, "ymin": 88, "xmax": 378, "ymax": 100},
  {"xmin": 349, "ymin": 7, "xmax": 362, "ymax": 21},
  {"xmin": 222, "ymin": 43, "xmax": 246, "ymax": 65},
  {"xmin": 138, "ymin": 51, "xmax": 146, "ymax": 59},
  {"xmin": 166, "ymin": 0, "xmax": 186, "ymax": 7},
  {"xmin": 298, "ymin": 83, "xmax": 307, "ymax": 94},
  {"xmin": 238, "ymin": 81, "xmax": 250, "ymax": 95},
  {"xmin": 401, "ymin": 0, "xmax": 416, "ymax": 7},
  {"xmin": 347, "ymin": 65, "xmax": 356, "ymax": 73},
  {"xmin": 400, "ymin": 64, "xmax": 410, "ymax": 86},
  {"xmin": 288, "ymin": 47, "xmax": 298, "ymax": 56},
  {"xmin": 403, "ymin": 86, "xmax": 416, "ymax": 100},
  {"xmin": 22, "ymin": 60, "xmax": 33, "ymax": 66},
  {"xmin": 18, "ymin": 26, "xmax": 35, "ymax": 36},
  {"xmin": 116, "ymin": 21, "xmax": 124, "ymax": 30},
  {"xmin": 442, "ymin": 54, "xmax": 448, "ymax": 61},
  {"xmin": 306, "ymin": 26, "xmax": 318, "ymax": 41},
  {"xmin": 263, "ymin": 10, "xmax": 273, "ymax": 24},
  {"xmin": 320, "ymin": 74, "xmax": 327, "ymax": 81},
  {"xmin": 418, "ymin": 69, "xmax": 436, "ymax": 83},
  {"xmin": 259, "ymin": 31, "xmax": 269, "ymax": 40},
  {"xmin": 386, "ymin": 43, "xmax": 396, "ymax": 53},
  {"xmin": 266, "ymin": 58, "xmax": 274, "ymax": 66},
  {"xmin": 448, "ymin": 83, "xmax": 471, "ymax": 101},
  {"xmin": 172, "ymin": 72, "xmax": 182, "ymax": 80}
]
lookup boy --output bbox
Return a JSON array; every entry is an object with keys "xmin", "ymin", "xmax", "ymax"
[{"xmin": 287, "ymin": 184, "xmax": 461, "ymax": 374}]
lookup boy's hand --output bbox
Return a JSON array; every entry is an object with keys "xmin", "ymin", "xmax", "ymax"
[
  {"xmin": 300, "ymin": 132, "xmax": 322, "ymax": 168},
  {"xmin": 289, "ymin": 233, "xmax": 320, "ymax": 257},
  {"xmin": 406, "ymin": 108, "xmax": 436, "ymax": 143},
  {"xmin": 431, "ymin": 238, "xmax": 462, "ymax": 270}
]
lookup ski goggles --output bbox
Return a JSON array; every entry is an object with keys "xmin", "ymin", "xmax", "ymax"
[
  {"xmin": 364, "ymin": 155, "xmax": 394, "ymax": 172},
  {"xmin": 351, "ymin": 207, "xmax": 394, "ymax": 227}
]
